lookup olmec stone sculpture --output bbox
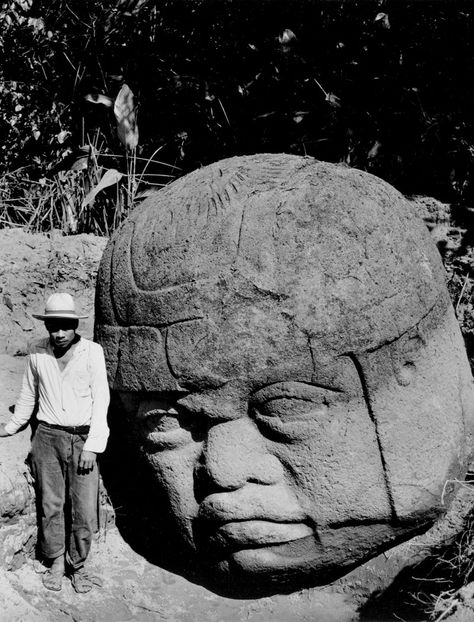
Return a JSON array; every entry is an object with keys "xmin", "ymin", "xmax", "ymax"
[{"xmin": 95, "ymin": 154, "xmax": 474, "ymax": 596}]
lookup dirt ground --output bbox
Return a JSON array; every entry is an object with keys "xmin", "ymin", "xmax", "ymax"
[{"xmin": 5, "ymin": 524, "xmax": 360, "ymax": 622}]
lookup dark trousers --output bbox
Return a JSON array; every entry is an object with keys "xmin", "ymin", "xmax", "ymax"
[{"xmin": 30, "ymin": 423, "xmax": 99, "ymax": 569}]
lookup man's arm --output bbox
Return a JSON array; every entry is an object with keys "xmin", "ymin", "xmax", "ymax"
[
  {"xmin": 0, "ymin": 355, "xmax": 38, "ymax": 438},
  {"xmin": 78, "ymin": 343, "xmax": 110, "ymax": 471}
]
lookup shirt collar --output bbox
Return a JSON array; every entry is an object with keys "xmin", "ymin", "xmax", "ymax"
[{"xmin": 41, "ymin": 335, "xmax": 85, "ymax": 355}]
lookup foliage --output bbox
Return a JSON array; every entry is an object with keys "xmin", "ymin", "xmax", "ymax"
[
  {"xmin": 0, "ymin": 0, "xmax": 474, "ymax": 234},
  {"xmin": 0, "ymin": 0, "xmax": 175, "ymax": 232},
  {"xmin": 99, "ymin": 0, "xmax": 474, "ymax": 201}
]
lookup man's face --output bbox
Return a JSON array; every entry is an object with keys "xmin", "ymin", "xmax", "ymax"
[
  {"xmin": 45, "ymin": 318, "xmax": 78, "ymax": 350},
  {"xmin": 121, "ymin": 304, "xmax": 467, "ymax": 593}
]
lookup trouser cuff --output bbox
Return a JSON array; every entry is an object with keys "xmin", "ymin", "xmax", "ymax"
[{"xmin": 42, "ymin": 546, "xmax": 65, "ymax": 561}]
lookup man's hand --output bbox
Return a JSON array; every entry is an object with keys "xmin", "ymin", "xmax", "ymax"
[
  {"xmin": 78, "ymin": 450, "xmax": 97, "ymax": 474},
  {"xmin": 0, "ymin": 424, "xmax": 11, "ymax": 438}
]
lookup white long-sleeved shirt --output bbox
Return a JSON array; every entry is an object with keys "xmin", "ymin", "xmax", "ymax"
[{"xmin": 5, "ymin": 336, "xmax": 110, "ymax": 453}]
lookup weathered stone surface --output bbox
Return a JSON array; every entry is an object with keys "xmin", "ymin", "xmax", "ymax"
[{"xmin": 95, "ymin": 154, "xmax": 474, "ymax": 596}]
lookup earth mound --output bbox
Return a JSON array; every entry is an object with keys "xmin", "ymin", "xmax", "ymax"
[{"xmin": 0, "ymin": 228, "xmax": 107, "ymax": 356}]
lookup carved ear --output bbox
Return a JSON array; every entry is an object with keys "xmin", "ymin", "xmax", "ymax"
[{"xmin": 355, "ymin": 306, "xmax": 470, "ymax": 521}]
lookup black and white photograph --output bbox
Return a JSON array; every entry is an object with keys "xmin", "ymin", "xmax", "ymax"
[{"xmin": 1, "ymin": 2, "xmax": 474, "ymax": 621}]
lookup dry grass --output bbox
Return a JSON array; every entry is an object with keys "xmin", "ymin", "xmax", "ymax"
[
  {"xmin": 418, "ymin": 507, "xmax": 474, "ymax": 621},
  {"xmin": 0, "ymin": 146, "xmax": 178, "ymax": 236}
]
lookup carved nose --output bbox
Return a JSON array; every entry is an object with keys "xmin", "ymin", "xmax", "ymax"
[{"xmin": 200, "ymin": 418, "xmax": 284, "ymax": 491}]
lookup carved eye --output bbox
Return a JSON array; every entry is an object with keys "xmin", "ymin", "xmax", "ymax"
[
  {"xmin": 257, "ymin": 397, "xmax": 327, "ymax": 420},
  {"xmin": 253, "ymin": 398, "xmax": 329, "ymax": 441},
  {"xmin": 251, "ymin": 382, "xmax": 337, "ymax": 442},
  {"xmin": 143, "ymin": 408, "xmax": 181, "ymax": 433},
  {"xmin": 136, "ymin": 400, "xmax": 195, "ymax": 451}
]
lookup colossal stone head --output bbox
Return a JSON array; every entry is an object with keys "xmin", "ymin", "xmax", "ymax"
[{"xmin": 95, "ymin": 154, "xmax": 474, "ymax": 596}]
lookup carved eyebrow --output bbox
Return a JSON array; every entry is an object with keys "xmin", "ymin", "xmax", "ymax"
[
  {"xmin": 251, "ymin": 381, "xmax": 343, "ymax": 403},
  {"xmin": 137, "ymin": 406, "xmax": 179, "ymax": 419},
  {"xmin": 176, "ymin": 394, "xmax": 244, "ymax": 421}
]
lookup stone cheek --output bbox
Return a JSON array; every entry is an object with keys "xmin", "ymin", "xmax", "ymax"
[{"xmin": 269, "ymin": 391, "xmax": 392, "ymax": 526}]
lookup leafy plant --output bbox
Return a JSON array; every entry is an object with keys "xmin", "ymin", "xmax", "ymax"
[{"xmin": 1, "ymin": 0, "xmax": 474, "ymax": 236}]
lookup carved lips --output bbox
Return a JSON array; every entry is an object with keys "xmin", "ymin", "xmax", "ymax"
[
  {"xmin": 212, "ymin": 520, "xmax": 314, "ymax": 548},
  {"xmin": 197, "ymin": 489, "xmax": 315, "ymax": 556}
]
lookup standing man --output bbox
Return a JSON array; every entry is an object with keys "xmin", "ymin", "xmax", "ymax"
[{"xmin": 0, "ymin": 292, "xmax": 110, "ymax": 593}]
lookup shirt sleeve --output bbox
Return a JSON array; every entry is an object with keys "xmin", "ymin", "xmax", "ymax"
[
  {"xmin": 4, "ymin": 354, "xmax": 38, "ymax": 435},
  {"xmin": 83, "ymin": 343, "xmax": 110, "ymax": 453}
]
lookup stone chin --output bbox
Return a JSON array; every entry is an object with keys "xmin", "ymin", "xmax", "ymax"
[{"xmin": 196, "ymin": 522, "xmax": 432, "ymax": 596}]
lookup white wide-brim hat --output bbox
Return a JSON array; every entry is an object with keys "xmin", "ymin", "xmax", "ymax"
[{"xmin": 32, "ymin": 292, "xmax": 88, "ymax": 320}]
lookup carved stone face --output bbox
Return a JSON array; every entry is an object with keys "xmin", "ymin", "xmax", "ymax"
[{"xmin": 96, "ymin": 154, "xmax": 474, "ymax": 595}]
